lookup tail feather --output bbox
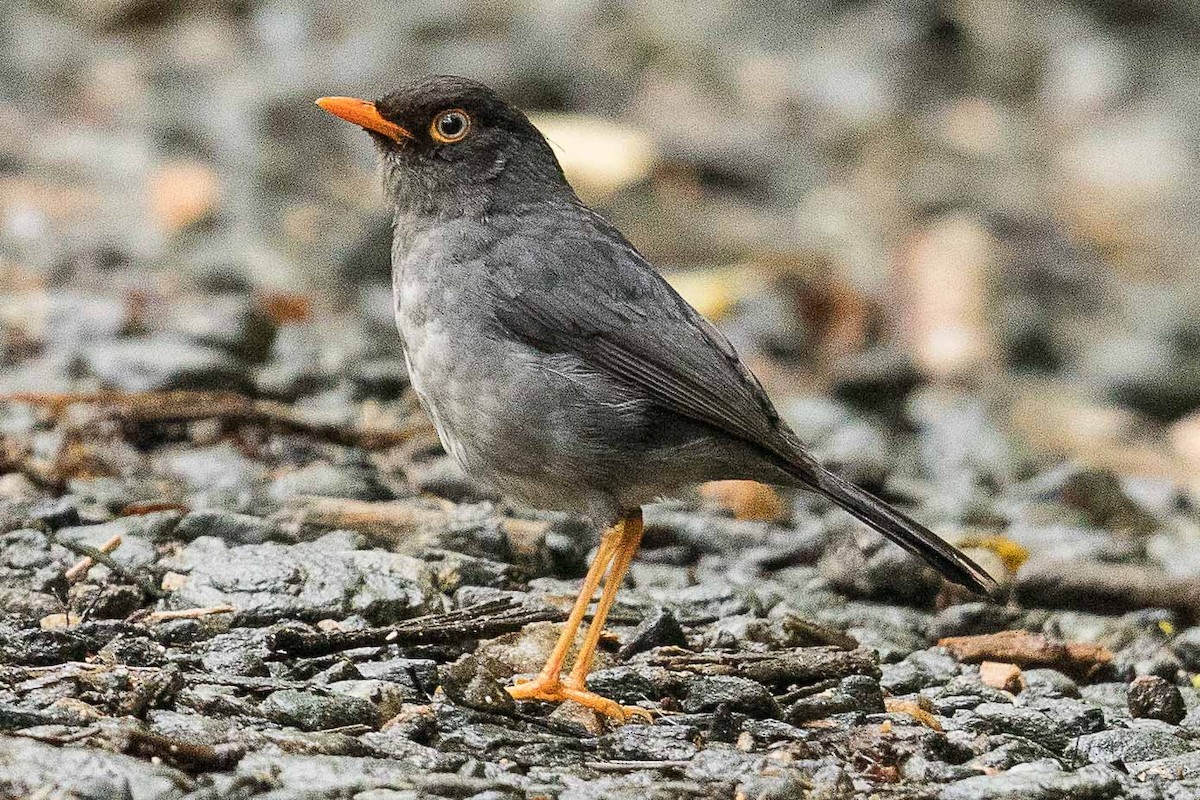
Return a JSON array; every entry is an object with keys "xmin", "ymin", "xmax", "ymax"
[{"xmin": 807, "ymin": 465, "xmax": 997, "ymax": 595}]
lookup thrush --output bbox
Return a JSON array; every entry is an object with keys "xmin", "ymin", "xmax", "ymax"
[{"xmin": 316, "ymin": 76, "xmax": 996, "ymax": 722}]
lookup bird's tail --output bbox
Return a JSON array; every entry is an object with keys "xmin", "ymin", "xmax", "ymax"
[{"xmin": 801, "ymin": 462, "xmax": 997, "ymax": 595}]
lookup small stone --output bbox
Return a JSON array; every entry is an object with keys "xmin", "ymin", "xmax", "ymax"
[
  {"xmin": 259, "ymin": 689, "xmax": 380, "ymax": 731},
  {"xmin": 1127, "ymin": 675, "xmax": 1186, "ymax": 724},
  {"xmin": 967, "ymin": 703, "xmax": 1069, "ymax": 752},
  {"xmin": 682, "ymin": 675, "xmax": 779, "ymax": 718},
  {"xmin": 84, "ymin": 337, "xmax": 249, "ymax": 393},
  {"xmin": 979, "ymin": 661, "xmax": 1024, "ymax": 694},
  {"xmin": 440, "ymin": 655, "xmax": 516, "ymax": 714},
  {"xmin": 599, "ymin": 723, "xmax": 700, "ymax": 761},
  {"xmin": 547, "ymin": 700, "xmax": 606, "ymax": 736},
  {"xmin": 173, "ymin": 510, "xmax": 277, "ymax": 545},
  {"xmin": 1070, "ymin": 720, "xmax": 1195, "ymax": 764},
  {"xmin": 1020, "ymin": 668, "xmax": 1080, "ymax": 699},
  {"xmin": 327, "ymin": 680, "xmax": 414, "ymax": 720},
  {"xmin": 941, "ymin": 761, "xmax": 1123, "ymax": 799},
  {"xmin": 268, "ymin": 462, "xmax": 392, "ymax": 502},
  {"xmin": 617, "ymin": 606, "xmax": 687, "ymax": 660}
]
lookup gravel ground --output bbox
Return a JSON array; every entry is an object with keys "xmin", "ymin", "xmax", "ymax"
[
  {"xmin": 4, "ymin": 1, "xmax": 1200, "ymax": 798},
  {"xmin": 3, "ymin": 333, "xmax": 1200, "ymax": 799}
]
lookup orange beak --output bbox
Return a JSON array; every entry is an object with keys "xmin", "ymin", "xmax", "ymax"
[{"xmin": 315, "ymin": 96, "xmax": 415, "ymax": 143}]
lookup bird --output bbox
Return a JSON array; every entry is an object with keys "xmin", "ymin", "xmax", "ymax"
[{"xmin": 316, "ymin": 76, "xmax": 997, "ymax": 722}]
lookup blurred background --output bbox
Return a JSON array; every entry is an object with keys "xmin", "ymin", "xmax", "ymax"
[{"xmin": 2, "ymin": 0, "xmax": 1199, "ymax": 502}]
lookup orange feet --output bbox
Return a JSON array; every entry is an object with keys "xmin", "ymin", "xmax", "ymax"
[
  {"xmin": 506, "ymin": 509, "xmax": 650, "ymax": 724},
  {"xmin": 507, "ymin": 673, "xmax": 652, "ymax": 722}
]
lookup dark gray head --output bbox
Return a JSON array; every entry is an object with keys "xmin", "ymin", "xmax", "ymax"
[{"xmin": 318, "ymin": 76, "xmax": 571, "ymax": 219}]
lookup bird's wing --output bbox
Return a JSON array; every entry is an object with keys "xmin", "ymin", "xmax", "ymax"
[
  {"xmin": 486, "ymin": 205, "xmax": 998, "ymax": 597},
  {"xmin": 486, "ymin": 205, "xmax": 805, "ymax": 468}
]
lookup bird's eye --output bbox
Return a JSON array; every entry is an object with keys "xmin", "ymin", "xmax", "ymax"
[{"xmin": 430, "ymin": 109, "xmax": 471, "ymax": 143}]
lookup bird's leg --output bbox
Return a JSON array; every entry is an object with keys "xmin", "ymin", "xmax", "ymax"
[
  {"xmin": 559, "ymin": 508, "xmax": 652, "ymax": 721},
  {"xmin": 505, "ymin": 520, "xmax": 621, "ymax": 702},
  {"xmin": 507, "ymin": 509, "xmax": 652, "ymax": 722},
  {"xmin": 564, "ymin": 508, "xmax": 643, "ymax": 688}
]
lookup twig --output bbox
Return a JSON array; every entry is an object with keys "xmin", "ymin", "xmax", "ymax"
[
  {"xmin": 179, "ymin": 672, "xmax": 314, "ymax": 694},
  {"xmin": 268, "ymin": 598, "xmax": 564, "ymax": 658},
  {"xmin": 585, "ymin": 760, "xmax": 693, "ymax": 772},
  {"xmin": 0, "ymin": 390, "xmax": 424, "ymax": 450},
  {"xmin": 63, "ymin": 534, "xmax": 122, "ymax": 583},
  {"xmin": 142, "ymin": 604, "xmax": 235, "ymax": 623},
  {"xmin": 51, "ymin": 533, "xmax": 164, "ymax": 598}
]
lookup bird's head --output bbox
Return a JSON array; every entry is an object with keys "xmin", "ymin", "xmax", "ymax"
[{"xmin": 317, "ymin": 76, "xmax": 570, "ymax": 220}]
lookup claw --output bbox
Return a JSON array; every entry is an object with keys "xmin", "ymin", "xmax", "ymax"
[{"xmin": 507, "ymin": 676, "xmax": 652, "ymax": 723}]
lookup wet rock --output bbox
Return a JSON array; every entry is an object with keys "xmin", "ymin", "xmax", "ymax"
[
  {"xmin": 1033, "ymin": 698, "xmax": 1108, "ymax": 741},
  {"xmin": 0, "ymin": 626, "xmax": 90, "ymax": 665},
  {"xmin": 1128, "ymin": 749, "xmax": 1200, "ymax": 783},
  {"xmin": 962, "ymin": 703, "xmax": 1069, "ymax": 753},
  {"xmin": 199, "ymin": 629, "xmax": 271, "ymax": 677},
  {"xmin": 617, "ymin": 606, "xmax": 688, "ymax": 660},
  {"xmin": 968, "ymin": 735, "xmax": 1060, "ymax": 772},
  {"xmin": 57, "ymin": 510, "xmax": 180, "ymax": 569},
  {"xmin": 97, "ymin": 633, "xmax": 166, "ymax": 667},
  {"xmin": 83, "ymin": 336, "xmax": 250, "ymax": 392},
  {"xmin": 163, "ymin": 444, "xmax": 268, "ymax": 496},
  {"xmin": 683, "ymin": 675, "xmax": 779, "ymax": 718},
  {"xmin": 440, "ymin": 655, "xmax": 516, "ymax": 714},
  {"xmin": 1069, "ymin": 720, "xmax": 1197, "ymax": 765},
  {"xmin": 1170, "ymin": 626, "xmax": 1200, "ymax": 671},
  {"xmin": 161, "ymin": 532, "xmax": 435, "ymax": 624},
  {"xmin": 259, "ymin": 688, "xmax": 380, "ymax": 731},
  {"xmin": 585, "ymin": 664, "xmax": 684, "ymax": 705},
  {"xmin": 598, "ymin": 722, "xmax": 701, "ymax": 761},
  {"xmin": 268, "ymin": 461, "xmax": 393, "ymax": 502},
  {"xmin": 166, "ymin": 294, "xmax": 274, "ymax": 361},
  {"xmin": 28, "ymin": 496, "xmax": 82, "ymax": 529},
  {"xmin": 940, "ymin": 761, "xmax": 1125, "ymax": 799},
  {"xmin": 1020, "ymin": 669, "xmax": 1080, "ymax": 699},
  {"xmin": 230, "ymin": 752, "xmax": 435, "ymax": 795},
  {"xmin": 881, "ymin": 649, "xmax": 961, "ymax": 694},
  {"xmin": 356, "ymin": 658, "xmax": 439, "ymax": 697},
  {"xmin": 820, "ymin": 528, "xmax": 945, "ymax": 604},
  {"xmin": 1128, "ymin": 675, "xmax": 1186, "ymax": 724},
  {"xmin": 786, "ymin": 673, "xmax": 884, "ymax": 724},
  {"xmin": 0, "ymin": 736, "xmax": 193, "ymax": 799},
  {"xmin": 327, "ymin": 679, "xmax": 414, "ymax": 720},
  {"xmin": 173, "ymin": 509, "xmax": 277, "ymax": 544}
]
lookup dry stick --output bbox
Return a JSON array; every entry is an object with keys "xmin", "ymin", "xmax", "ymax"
[
  {"xmin": 0, "ymin": 390, "xmax": 425, "ymax": 450},
  {"xmin": 51, "ymin": 533, "xmax": 164, "ymax": 599},
  {"xmin": 63, "ymin": 534, "xmax": 122, "ymax": 582},
  {"xmin": 143, "ymin": 604, "xmax": 235, "ymax": 623},
  {"xmin": 269, "ymin": 598, "xmax": 564, "ymax": 658}
]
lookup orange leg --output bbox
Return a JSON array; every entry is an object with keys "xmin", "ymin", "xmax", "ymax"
[
  {"xmin": 506, "ymin": 519, "xmax": 621, "ymax": 700},
  {"xmin": 507, "ymin": 509, "xmax": 651, "ymax": 722}
]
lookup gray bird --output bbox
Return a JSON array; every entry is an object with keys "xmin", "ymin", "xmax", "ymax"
[{"xmin": 317, "ymin": 76, "xmax": 996, "ymax": 721}]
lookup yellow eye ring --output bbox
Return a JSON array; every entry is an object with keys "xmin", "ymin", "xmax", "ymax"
[{"xmin": 430, "ymin": 109, "xmax": 471, "ymax": 143}]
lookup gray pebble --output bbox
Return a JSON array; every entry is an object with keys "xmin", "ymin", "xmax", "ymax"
[{"xmin": 259, "ymin": 689, "xmax": 380, "ymax": 731}]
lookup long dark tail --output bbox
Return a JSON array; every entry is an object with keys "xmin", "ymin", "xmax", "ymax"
[{"xmin": 803, "ymin": 464, "xmax": 997, "ymax": 595}]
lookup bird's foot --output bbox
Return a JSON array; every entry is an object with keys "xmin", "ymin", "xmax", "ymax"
[{"xmin": 507, "ymin": 675, "xmax": 652, "ymax": 722}]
